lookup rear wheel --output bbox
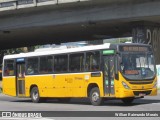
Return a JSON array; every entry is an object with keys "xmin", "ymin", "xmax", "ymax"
[
  {"xmin": 30, "ymin": 87, "xmax": 46, "ymax": 103},
  {"xmin": 89, "ymin": 87, "xmax": 103, "ymax": 106}
]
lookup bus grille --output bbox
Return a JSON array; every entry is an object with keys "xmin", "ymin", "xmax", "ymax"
[
  {"xmin": 129, "ymin": 81, "xmax": 153, "ymax": 84},
  {"xmin": 133, "ymin": 90, "xmax": 152, "ymax": 96}
]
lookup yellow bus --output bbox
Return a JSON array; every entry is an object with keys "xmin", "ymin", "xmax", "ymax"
[{"xmin": 2, "ymin": 43, "xmax": 157, "ymax": 105}]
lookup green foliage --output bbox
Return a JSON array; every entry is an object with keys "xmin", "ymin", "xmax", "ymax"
[
  {"xmin": 120, "ymin": 38, "xmax": 130, "ymax": 43},
  {"xmin": 1, "ymin": 46, "xmax": 40, "ymax": 55},
  {"xmin": 0, "ymin": 45, "xmax": 40, "ymax": 65},
  {"xmin": 103, "ymin": 37, "xmax": 132, "ymax": 44}
]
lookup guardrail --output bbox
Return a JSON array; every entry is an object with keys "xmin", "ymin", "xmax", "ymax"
[{"xmin": 0, "ymin": 0, "xmax": 89, "ymax": 11}]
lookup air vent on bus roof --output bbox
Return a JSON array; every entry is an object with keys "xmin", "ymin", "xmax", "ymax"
[{"xmin": 34, "ymin": 46, "xmax": 68, "ymax": 52}]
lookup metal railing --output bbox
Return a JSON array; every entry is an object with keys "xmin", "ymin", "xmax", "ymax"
[{"xmin": 0, "ymin": 0, "xmax": 89, "ymax": 11}]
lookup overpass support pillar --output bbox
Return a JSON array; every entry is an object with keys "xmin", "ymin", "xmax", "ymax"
[{"xmin": 132, "ymin": 23, "xmax": 160, "ymax": 64}]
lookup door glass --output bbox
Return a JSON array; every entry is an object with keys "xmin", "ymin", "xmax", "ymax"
[
  {"xmin": 109, "ymin": 56, "xmax": 115, "ymax": 95},
  {"xmin": 103, "ymin": 56, "xmax": 115, "ymax": 95},
  {"xmin": 17, "ymin": 64, "xmax": 25, "ymax": 78},
  {"xmin": 17, "ymin": 63, "xmax": 25, "ymax": 95}
]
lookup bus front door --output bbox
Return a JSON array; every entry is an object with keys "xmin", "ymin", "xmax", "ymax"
[
  {"xmin": 16, "ymin": 63, "xmax": 25, "ymax": 97},
  {"xmin": 103, "ymin": 55, "xmax": 115, "ymax": 97}
]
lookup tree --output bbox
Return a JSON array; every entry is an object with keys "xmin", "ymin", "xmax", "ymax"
[{"xmin": 0, "ymin": 45, "xmax": 40, "ymax": 65}]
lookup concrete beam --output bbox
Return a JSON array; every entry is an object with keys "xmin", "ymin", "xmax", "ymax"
[
  {"xmin": 1, "ymin": 0, "xmax": 160, "ymax": 50},
  {"xmin": 0, "ymin": 1, "xmax": 16, "ymax": 11},
  {"xmin": 1, "ymin": 0, "xmax": 160, "ymax": 30},
  {"xmin": 37, "ymin": 0, "xmax": 57, "ymax": 6},
  {"xmin": 0, "ymin": 0, "xmax": 16, "ymax": 2}
]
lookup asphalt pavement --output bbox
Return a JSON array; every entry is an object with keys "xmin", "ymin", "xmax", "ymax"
[{"xmin": 0, "ymin": 91, "xmax": 160, "ymax": 120}]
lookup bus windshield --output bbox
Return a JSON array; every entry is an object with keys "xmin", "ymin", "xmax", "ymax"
[{"xmin": 120, "ymin": 52, "xmax": 156, "ymax": 80}]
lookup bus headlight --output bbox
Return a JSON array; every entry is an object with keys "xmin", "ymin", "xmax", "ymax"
[
  {"xmin": 153, "ymin": 81, "xmax": 157, "ymax": 88},
  {"xmin": 122, "ymin": 81, "xmax": 130, "ymax": 89}
]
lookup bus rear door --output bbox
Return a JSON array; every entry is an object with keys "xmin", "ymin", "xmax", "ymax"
[{"xmin": 16, "ymin": 58, "xmax": 26, "ymax": 97}]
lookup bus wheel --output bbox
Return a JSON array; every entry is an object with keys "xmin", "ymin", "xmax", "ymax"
[
  {"xmin": 121, "ymin": 98, "xmax": 134, "ymax": 105},
  {"xmin": 31, "ymin": 87, "xmax": 41, "ymax": 103},
  {"xmin": 89, "ymin": 87, "xmax": 103, "ymax": 106}
]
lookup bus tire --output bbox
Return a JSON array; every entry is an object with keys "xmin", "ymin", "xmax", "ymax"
[
  {"xmin": 30, "ymin": 87, "xmax": 41, "ymax": 103},
  {"xmin": 89, "ymin": 87, "xmax": 103, "ymax": 106},
  {"xmin": 121, "ymin": 98, "xmax": 134, "ymax": 105}
]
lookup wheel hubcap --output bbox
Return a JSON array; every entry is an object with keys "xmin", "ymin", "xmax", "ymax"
[
  {"xmin": 92, "ymin": 92, "xmax": 99, "ymax": 102},
  {"xmin": 33, "ymin": 91, "xmax": 38, "ymax": 100}
]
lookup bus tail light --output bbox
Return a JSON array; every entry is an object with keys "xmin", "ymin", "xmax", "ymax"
[{"xmin": 122, "ymin": 81, "xmax": 130, "ymax": 89}]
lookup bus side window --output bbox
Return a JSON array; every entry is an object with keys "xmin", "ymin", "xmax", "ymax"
[
  {"xmin": 27, "ymin": 57, "xmax": 38, "ymax": 75},
  {"xmin": 4, "ymin": 67, "xmax": 10, "ymax": 76},
  {"xmin": 39, "ymin": 56, "xmax": 53, "ymax": 74},
  {"xmin": 54, "ymin": 55, "xmax": 68, "ymax": 73},
  {"xmin": 27, "ymin": 65, "xmax": 34, "ymax": 74},
  {"xmin": 69, "ymin": 53, "xmax": 84, "ymax": 72},
  {"xmin": 86, "ymin": 51, "xmax": 100, "ymax": 71},
  {"xmin": 3, "ymin": 60, "xmax": 15, "ymax": 76}
]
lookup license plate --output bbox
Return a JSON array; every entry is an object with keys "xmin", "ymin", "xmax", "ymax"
[{"xmin": 139, "ymin": 93, "xmax": 146, "ymax": 96}]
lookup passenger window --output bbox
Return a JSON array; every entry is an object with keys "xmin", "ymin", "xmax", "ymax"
[
  {"xmin": 27, "ymin": 57, "xmax": 38, "ymax": 74},
  {"xmin": 86, "ymin": 51, "xmax": 100, "ymax": 71},
  {"xmin": 69, "ymin": 53, "xmax": 84, "ymax": 72},
  {"xmin": 54, "ymin": 55, "xmax": 68, "ymax": 73},
  {"xmin": 39, "ymin": 56, "xmax": 53, "ymax": 74},
  {"xmin": 4, "ymin": 60, "xmax": 15, "ymax": 76}
]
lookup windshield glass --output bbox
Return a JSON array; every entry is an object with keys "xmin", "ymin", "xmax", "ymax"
[{"xmin": 120, "ymin": 52, "xmax": 156, "ymax": 80}]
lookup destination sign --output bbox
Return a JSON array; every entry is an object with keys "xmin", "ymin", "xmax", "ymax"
[
  {"xmin": 125, "ymin": 70, "xmax": 139, "ymax": 75},
  {"xmin": 120, "ymin": 46, "xmax": 150, "ymax": 52},
  {"xmin": 16, "ymin": 58, "xmax": 25, "ymax": 62}
]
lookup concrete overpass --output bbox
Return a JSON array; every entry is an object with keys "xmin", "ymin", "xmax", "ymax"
[{"xmin": 1, "ymin": 0, "xmax": 160, "ymax": 63}]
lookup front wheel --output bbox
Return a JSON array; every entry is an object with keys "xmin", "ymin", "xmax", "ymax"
[{"xmin": 89, "ymin": 87, "xmax": 103, "ymax": 106}]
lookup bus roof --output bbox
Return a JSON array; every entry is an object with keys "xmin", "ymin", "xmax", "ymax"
[
  {"xmin": 3, "ymin": 43, "xmax": 151, "ymax": 60},
  {"xmin": 3, "ymin": 43, "xmax": 111, "ymax": 59}
]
